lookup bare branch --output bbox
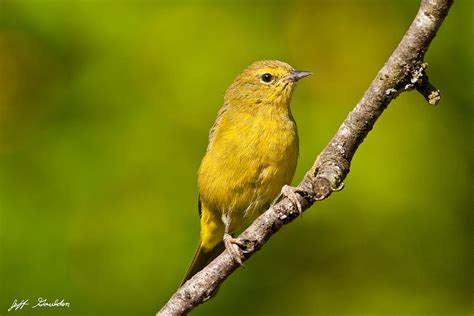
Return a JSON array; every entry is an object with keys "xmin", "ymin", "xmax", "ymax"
[{"xmin": 158, "ymin": 0, "xmax": 454, "ymax": 315}]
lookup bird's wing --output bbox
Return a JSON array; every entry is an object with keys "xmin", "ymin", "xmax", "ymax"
[
  {"xmin": 207, "ymin": 104, "xmax": 227, "ymax": 152},
  {"xmin": 198, "ymin": 195, "xmax": 202, "ymax": 217}
]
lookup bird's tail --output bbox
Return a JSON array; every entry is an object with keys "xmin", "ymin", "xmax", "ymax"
[{"xmin": 181, "ymin": 239, "xmax": 225, "ymax": 286}]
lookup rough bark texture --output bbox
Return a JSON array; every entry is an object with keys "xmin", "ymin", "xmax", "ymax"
[{"xmin": 158, "ymin": 0, "xmax": 454, "ymax": 315}]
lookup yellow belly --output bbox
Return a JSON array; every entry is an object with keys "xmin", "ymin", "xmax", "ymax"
[{"xmin": 198, "ymin": 109, "xmax": 298, "ymax": 234}]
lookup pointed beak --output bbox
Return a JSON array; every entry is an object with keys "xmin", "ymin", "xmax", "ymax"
[{"xmin": 287, "ymin": 70, "xmax": 313, "ymax": 82}]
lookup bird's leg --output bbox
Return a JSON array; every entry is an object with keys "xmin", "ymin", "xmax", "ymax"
[
  {"xmin": 222, "ymin": 215, "xmax": 245, "ymax": 265},
  {"xmin": 281, "ymin": 184, "xmax": 304, "ymax": 217}
]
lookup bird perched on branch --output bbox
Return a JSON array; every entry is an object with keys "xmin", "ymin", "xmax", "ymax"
[{"xmin": 182, "ymin": 60, "xmax": 312, "ymax": 284}]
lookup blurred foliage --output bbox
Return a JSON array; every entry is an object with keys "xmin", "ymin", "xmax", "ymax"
[{"xmin": 0, "ymin": 0, "xmax": 472, "ymax": 315}]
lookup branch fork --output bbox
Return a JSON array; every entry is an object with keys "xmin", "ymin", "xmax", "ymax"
[{"xmin": 385, "ymin": 62, "xmax": 440, "ymax": 105}]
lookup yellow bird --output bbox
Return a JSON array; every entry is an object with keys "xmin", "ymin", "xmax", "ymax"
[{"xmin": 182, "ymin": 60, "xmax": 312, "ymax": 284}]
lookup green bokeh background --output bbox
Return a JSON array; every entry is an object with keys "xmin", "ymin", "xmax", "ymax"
[{"xmin": 1, "ymin": 1, "xmax": 472, "ymax": 315}]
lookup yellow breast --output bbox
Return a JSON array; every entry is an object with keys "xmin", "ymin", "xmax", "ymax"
[{"xmin": 198, "ymin": 105, "xmax": 298, "ymax": 232}]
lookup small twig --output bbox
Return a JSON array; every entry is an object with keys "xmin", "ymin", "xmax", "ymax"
[
  {"xmin": 415, "ymin": 66, "xmax": 441, "ymax": 105},
  {"xmin": 157, "ymin": 0, "xmax": 454, "ymax": 314}
]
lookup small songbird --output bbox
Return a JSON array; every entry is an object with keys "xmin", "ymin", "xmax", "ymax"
[{"xmin": 182, "ymin": 60, "xmax": 312, "ymax": 284}]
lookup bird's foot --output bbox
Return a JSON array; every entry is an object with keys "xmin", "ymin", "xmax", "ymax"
[
  {"xmin": 281, "ymin": 184, "xmax": 304, "ymax": 217},
  {"xmin": 223, "ymin": 233, "xmax": 245, "ymax": 265}
]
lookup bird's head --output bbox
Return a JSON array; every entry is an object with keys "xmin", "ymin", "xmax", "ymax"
[{"xmin": 224, "ymin": 60, "xmax": 312, "ymax": 111}]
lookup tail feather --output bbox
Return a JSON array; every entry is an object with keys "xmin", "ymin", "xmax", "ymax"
[{"xmin": 181, "ymin": 240, "xmax": 224, "ymax": 286}]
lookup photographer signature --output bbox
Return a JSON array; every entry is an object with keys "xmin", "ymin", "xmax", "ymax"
[{"xmin": 8, "ymin": 298, "xmax": 70, "ymax": 312}]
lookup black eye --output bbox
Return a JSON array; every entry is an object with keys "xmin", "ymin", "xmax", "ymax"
[{"xmin": 260, "ymin": 73, "xmax": 273, "ymax": 83}]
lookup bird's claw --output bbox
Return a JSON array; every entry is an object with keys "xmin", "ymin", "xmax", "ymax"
[
  {"xmin": 223, "ymin": 233, "xmax": 245, "ymax": 265},
  {"xmin": 333, "ymin": 182, "xmax": 345, "ymax": 192},
  {"xmin": 282, "ymin": 184, "xmax": 304, "ymax": 217}
]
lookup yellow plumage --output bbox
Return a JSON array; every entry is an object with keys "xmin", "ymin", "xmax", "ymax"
[{"xmin": 182, "ymin": 60, "xmax": 311, "ymax": 284}]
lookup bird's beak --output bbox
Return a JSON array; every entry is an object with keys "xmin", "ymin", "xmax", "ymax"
[{"xmin": 287, "ymin": 70, "xmax": 313, "ymax": 82}]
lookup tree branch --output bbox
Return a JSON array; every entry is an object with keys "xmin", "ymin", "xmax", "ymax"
[{"xmin": 158, "ymin": 0, "xmax": 454, "ymax": 314}]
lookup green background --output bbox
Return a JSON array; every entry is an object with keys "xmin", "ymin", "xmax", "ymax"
[{"xmin": 1, "ymin": 1, "xmax": 472, "ymax": 315}]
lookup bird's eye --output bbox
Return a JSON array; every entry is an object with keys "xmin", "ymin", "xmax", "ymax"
[{"xmin": 260, "ymin": 73, "xmax": 273, "ymax": 83}]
